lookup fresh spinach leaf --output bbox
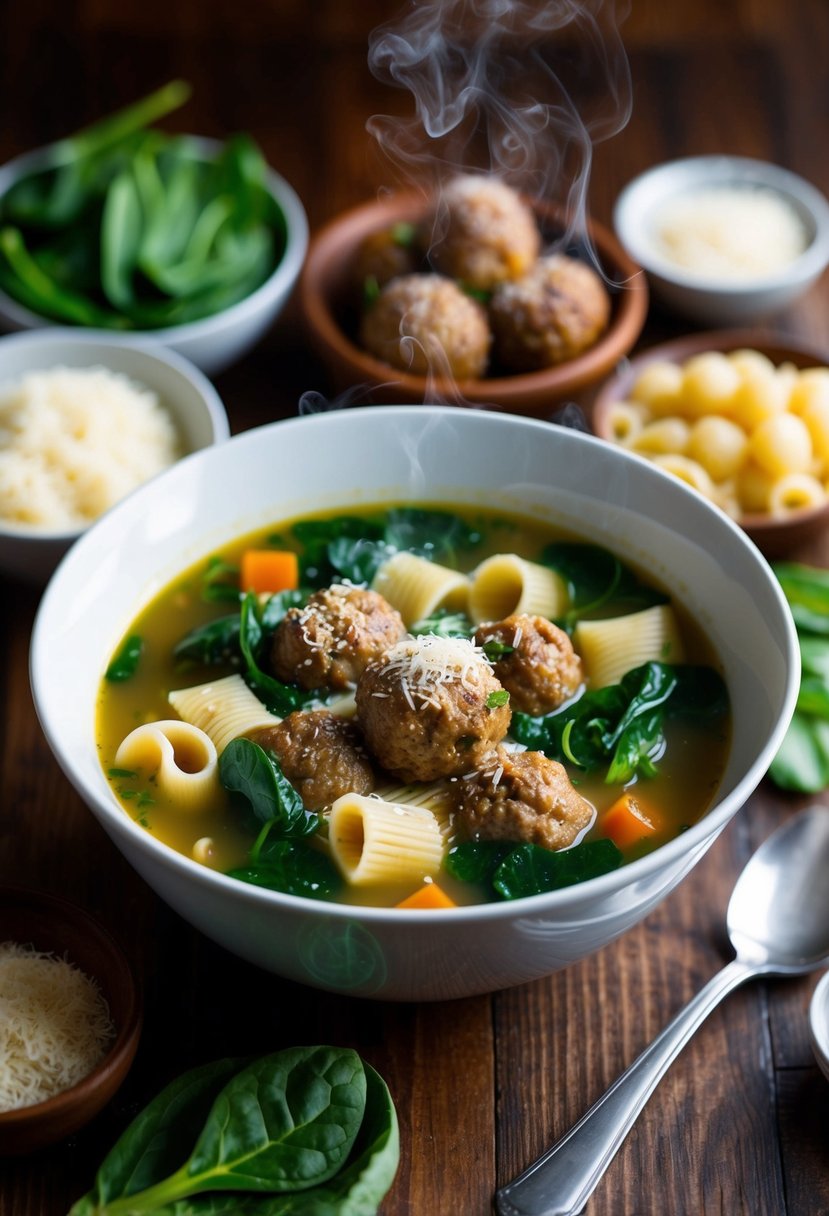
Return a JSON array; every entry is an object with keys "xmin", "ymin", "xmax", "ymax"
[
  {"xmin": 542, "ymin": 542, "xmax": 667, "ymax": 627},
  {"xmin": 444, "ymin": 841, "xmax": 514, "ymax": 895},
  {"xmin": 70, "ymin": 1058, "xmax": 244, "ymax": 1212},
  {"xmin": 219, "ymin": 738, "xmax": 317, "ymax": 836},
  {"xmin": 768, "ymin": 712, "xmax": 829, "ymax": 793},
  {"xmin": 227, "ymin": 840, "xmax": 339, "ymax": 900},
  {"xmin": 174, "ymin": 615, "xmax": 242, "ymax": 667},
  {"xmin": 383, "ymin": 507, "xmax": 481, "ymax": 565},
  {"xmin": 411, "ymin": 610, "xmax": 473, "ymax": 639},
  {"xmin": 105, "ymin": 634, "xmax": 143, "ymax": 681},
  {"xmin": 492, "ymin": 839, "xmax": 623, "ymax": 899},
  {"xmin": 239, "ymin": 591, "xmax": 313, "ymax": 716}
]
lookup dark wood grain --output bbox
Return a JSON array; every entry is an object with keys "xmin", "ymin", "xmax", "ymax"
[{"xmin": 1, "ymin": 3, "xmax": 829, "ymax": 1214}]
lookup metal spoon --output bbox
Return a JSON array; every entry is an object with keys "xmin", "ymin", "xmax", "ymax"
[{"xmin": 495, "ymin": 804, "xmax": 829, "ymax": 1216}]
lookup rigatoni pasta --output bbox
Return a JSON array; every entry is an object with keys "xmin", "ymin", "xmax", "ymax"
[
  {"xmin": 574, "ymin": 604, "xmax": 685, "ymax": 689},
  {"xmin": 168, "ymin": 673, "xmax": 280, "ymax": 753},
  {"xmin": 328, "ymin": 792, "xmax": 445, "ymax": 886},
  {"xmin": 372, "ymin": 551, "xmax": 469, "ymax": 626},
  {"xmin": 468, "ymin": 553, "xmax": 566, "ymax": 623}
]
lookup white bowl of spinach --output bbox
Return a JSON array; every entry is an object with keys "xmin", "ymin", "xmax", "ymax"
[{"xmin": 0, "ymin": 81, "xmax": 308, "ymax": 375}]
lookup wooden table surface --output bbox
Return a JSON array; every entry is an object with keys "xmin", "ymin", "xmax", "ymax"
[{"xmin": 2, "ymin": 2, "xmax": 828, "ymax": 1213}]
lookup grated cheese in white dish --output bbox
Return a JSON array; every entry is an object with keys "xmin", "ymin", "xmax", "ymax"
[
  {"xmin": 650, "ymin": 185, "xmax": 808, "ymax": 281},
  {"xmin": 0, "ymin": 364, "xmax": 182, "ymax": 531},
  {"xmin": 0, "ymin": 940, "xmax": 116, "ymax": 1112}
]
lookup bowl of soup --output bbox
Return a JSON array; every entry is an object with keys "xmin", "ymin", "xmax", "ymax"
[{"xmin": 30, "ymin": 407, "xmax": 798, "ymax": 1000}]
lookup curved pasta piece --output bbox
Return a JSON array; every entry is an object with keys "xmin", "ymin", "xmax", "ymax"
[
  {"xmin": 604, "ymin": 400, "xmax": 648, "ymax": 443},
  {"xmin": 468, "ymin": 553, "xmax": 567, "ymax": 624},
  {"xmin": 169, "ymin": 673, "xmax": 280, "ymax": 754},
  {"xmin": 328, "ymin": 792, "xmax": 445, "ymax": 886},
  {"xmin": 114, "ymin": 720, "xmax": 219, "ymax": 810},
  {"xmin": 372, "ymin": 551, "xmax": 469, "ymax": 627},
  {"xmin": 374, "ymin": 780, "xmax": 455, "ymax": 843},
  {"xmin": 767, "ymin": 472, "xmax": 827, "ymax": 515},
  {"xmin": 574, "ymin": 604, "xmax": 686, "ymax": 689},
  {"xmin": 651, "ymin": 454, "xmax": 716, "ymax": 501}
]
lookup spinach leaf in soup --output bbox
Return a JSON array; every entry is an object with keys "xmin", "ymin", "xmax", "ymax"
[
  {"xmin": 445, "ymin": 837, "xmax": 623, "ymax": 900},
  {"xmin": 239, "ymin": 592, "xmax": 315, "ymax": 716},
  {"xmin": 105, "ymin": 634, "xmax": 143, "ymax": 682},
  {"xmin": 542, "ymin": 542, "xmax": 667, "ymax": 629},
  {"xmin": 229, "ymin": 838, "xmax": 340, "ymax": 900},
  {"xmin": 219, "ymin": 738, "xmax": 318, "ymax": 836}
]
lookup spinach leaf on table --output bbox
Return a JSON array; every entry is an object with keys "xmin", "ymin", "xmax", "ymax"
[{"xmin": 70, "ymin": 1048, "xmax": 393, "ymax": 1216}]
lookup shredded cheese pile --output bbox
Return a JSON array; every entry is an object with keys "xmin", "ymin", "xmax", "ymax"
[
  {"xmin": 379, "ymin": 635, "xmax": 488, "ymax": 710},
  {"xmin": 0, "ymin": 940, "xmax": 116, "ymax": 1112},
  {"xmin": 651, "ymin": 185, "xmax": 808, "ymax": 281}
]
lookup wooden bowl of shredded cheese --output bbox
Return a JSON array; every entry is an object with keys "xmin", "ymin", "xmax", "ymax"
[{"xmin": 0, "ymin": 887, "xmax": 141, "ymax": 1154}]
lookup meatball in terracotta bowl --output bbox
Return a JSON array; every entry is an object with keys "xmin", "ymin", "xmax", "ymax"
[
  {"xmin": 299, "ymin": 176, "xmax": 648, "ymax": 416},
  {"xmin": 31, "ymin": 407, "xmax": 797, "ymax": 1001}
]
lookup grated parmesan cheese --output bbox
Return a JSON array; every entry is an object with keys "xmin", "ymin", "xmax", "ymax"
[
  {"xmin": 650, "ymin": 185, "xmax": 808, "ymax": 281},
  {"xmin": 0, "ymin": 364, "xmax": 182, "ymax": 531},
  {"xmin": 0, "ymin": 940, "xmax": 116, "ymax": 1112},
  {"xmin": 379, "ymin": 635, "xmax": 489, "ymax": 710}
]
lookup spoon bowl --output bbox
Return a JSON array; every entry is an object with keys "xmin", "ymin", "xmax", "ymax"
[{"xmin": 496, "ymin": 805, "xmax": 829, "ymax": 1216}]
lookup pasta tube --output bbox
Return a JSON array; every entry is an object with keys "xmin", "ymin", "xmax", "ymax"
[
  {"xmin": 468, "ymin": 553, "xmax": 567, "ymax": 624},
  {"xmin": 328, "ymin": 792, "xmax": 445, "ymax": 886},
  {"xmin": 372, "ymin": 551, "xmax": 469, "ymax": 626},
  {"xmin": 169, "ymin": 673, "xmax": 280, "ymax": 754},
  {"xmin": 373, "ymin": 780, "xmax": 455, "ymax": 844},
  {"xmin": 574, "ymin": 604, "xmax": 685, "ymax": 689},
  {"xmin": 114, "ymin": 720, "xmax": 219, "ymax": 810}
]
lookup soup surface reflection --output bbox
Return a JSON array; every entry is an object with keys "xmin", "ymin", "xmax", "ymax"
[{"xmin": 97, "ymin": 503, "xmax": 731, "ymax": 908}]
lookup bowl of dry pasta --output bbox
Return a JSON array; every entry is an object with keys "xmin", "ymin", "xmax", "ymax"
[{"xmin": 591, "ymin": 330, "xmax": 829, "ymax": 557}]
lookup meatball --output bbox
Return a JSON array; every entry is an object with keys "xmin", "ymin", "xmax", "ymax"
[
  {"xmin": 355, "ymin": 634, "xmax": 511, "ymax": 783},
  {"xmin": 488, "ymin": 253, "xmax": 611, "ymax": 372},
  {"xmin": 360, "ymin": 273, "xmax": 491, "ymax": 380},
  {"xmin": 249, "ymin": 710, "xmax": 374, "ymax": 811},
  {"xmin": 272, "ymin": 585, "xmax": 405, "ymax": 692},
  {"xmin": 454, "ymin": 746, "xmax": 594, "ymax": 850},
  {"xmin": 427, "ymin": 174, "xmax": 541, "ymax": 292},
  {"xmin": 352, "ymin": 223, "xmax": 423, "ymax": 293},
  {"xmin": 475, "ymin": 613, "xmax": 583, "ymax": 716}
]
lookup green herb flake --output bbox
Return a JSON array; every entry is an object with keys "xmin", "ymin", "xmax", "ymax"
[{"xmin": 486, "ymin": 689, "xmax": 510, "ymax": 709}]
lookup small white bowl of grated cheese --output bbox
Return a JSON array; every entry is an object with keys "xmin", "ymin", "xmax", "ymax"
[
  {"xmin": 614, "ymin": 156, "xmax": 829, "ymax": 325},
  {"xmin": 0, "ymin": 329, "xmax": 230, "ymax": 583}
]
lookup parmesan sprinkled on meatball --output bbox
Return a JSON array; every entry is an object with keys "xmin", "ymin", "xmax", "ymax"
[
  {"xmin": 355, "ymin": 634, "xmax": 511, "ymax": 782},
  {"xmin": 360, "ymin": 273, "xmax": 491, "ymax": 380},
  {"xmin": 428, "ymin": 174, "xmax": 541, "ymax": 291},
  {"xmin": 272, "ymin": 585, "xmax": 405, "ymax": 692},
  {"xmin": 489, "ymin": 253, "xmax": 611, "ymax": 372},
  {"xmin": 475, "ymin": 613, "xmax": 583, "ymax": 716},
  {"xmin": 454, "ymin": 745, "xmax": 594, "ymax": 850}
]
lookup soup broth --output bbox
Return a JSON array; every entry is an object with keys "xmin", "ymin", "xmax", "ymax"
[{"xmin": 97, "ymin": 503, "xmax": 731, "ymax": 909}]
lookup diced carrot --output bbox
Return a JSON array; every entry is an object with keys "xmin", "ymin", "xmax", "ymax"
[
  {"xmin": 599, "ymin": 791, "xmax": 662, "ymax": 850},
  {"xmin": 240, "ymin": 549, "xmax": 299, "ymax": 595},
  {"xmin": 396, "ymin": 882, "xmax": 457, "ymax": 910}
]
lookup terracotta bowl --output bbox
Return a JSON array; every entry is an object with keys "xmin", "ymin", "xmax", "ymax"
[
  {"xmin": 0, "ymin": 887, "xmax": 142, "ymax": 1154},
  {"xmin": 591, "ymin": 328, "xmax": 829, "ymax": 558},
  {"xmin": 298, "ymin": 191, "xmax": 648, "ymax": 417}
]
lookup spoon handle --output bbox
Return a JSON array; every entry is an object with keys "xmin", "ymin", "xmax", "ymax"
[{"xmin": 494, "ymin": 957, "xmax": 754, "ymax": 1216}]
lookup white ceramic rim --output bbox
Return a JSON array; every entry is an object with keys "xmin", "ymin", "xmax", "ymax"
[
  {"xmin": 0, "ymin": 136, "xmax": 309, "ymax": 343},
  {"xmin": 810, "ymin": 969, "xmax": 829, "ymax": 1081},
  {"xmin": 30, "ymin": 406, "xmax": 801, "ymax": 923},
  {"xmin": 613, "ymin": 154, "xmax": 829, "ymax": 294},
  {"xmin": 0, "ymin": 327, "xmax": 231, "ymax": 542}
]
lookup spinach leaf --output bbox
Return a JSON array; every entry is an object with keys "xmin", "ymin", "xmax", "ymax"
[
  {"xmin": 512, "ymin": 662, "xmax": 725, "ymax": 784},
  {"xmin": 542, "ymin": 542, "xmax": 667, "ymax": 627},
  {"xmin": 102, "ymin": 1062, "xmax": 398, "ymax": 1216},
  {"xmin": 105, "ymin": 634, "xmax": 143, "ymax": 681},
  {"xmin": 492, "ymin": 839, "xmax": 623, "ymax": 899},
  {"xmin": 69, "ymin": 1058, "xmax": 244, "ymax": 1212},
  {"xmin": 219, "ymin": 738, "xmax": 318, "ymax": 836},
  {"xmin": 229, "ymin": 839, "xmax": 339, "ymax": 900},
  {"xmin": 383, "ymin": 507, "xmax": 481, "ymax": 565},
  {"xmin": 446, "ymin": 839, "xmax": 622, "ymax": 901},
  {"xmin": 327, "ymin": 536, "xmax": 393, "ymax": 586},
  {"xmin": 73, "ymin": 1048, "xmax": 374, "ymax": 1214},
  {"xmin": 291, "ymin": 516, "xmax": 384, "ymax": 586},
  {"xmin": 174, "ymin": 614, "xmax": 242, "ymax": 667},
  {"xmin": 768, "ymin": 712, "xmax": 829, "ymax": 793},
  {"xmin": 239, "ymin": 591, "xmax": 313, "ymax": 716}
]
